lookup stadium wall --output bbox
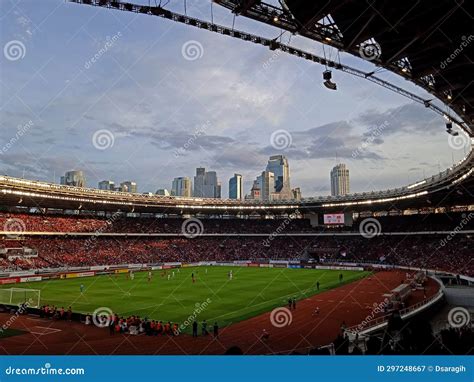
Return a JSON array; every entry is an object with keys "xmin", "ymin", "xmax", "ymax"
[{"xmin": 443, "ymin": 286, "xmax": 474, "ymax": 307}]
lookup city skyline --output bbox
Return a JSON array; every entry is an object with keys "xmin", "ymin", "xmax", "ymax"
[
  {"xmin": 61, "ymin": 154, "xmax": 301, "ymax": 198},
  {"xmin": 1, "ymin": 1, "xmax": 470, "ymax": 199}
]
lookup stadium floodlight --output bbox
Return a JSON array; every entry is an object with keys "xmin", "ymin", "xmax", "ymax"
[
  {"xmin": 323, "ymin": 70, "xmax": 337, "ymax": 90},
  {"xmin": 446, "ymin": 122, "xmax": 459, "ymax": 136},
  {"xmin": 269, "ymin": 39, "xmax": 278, "ymax": 51}
]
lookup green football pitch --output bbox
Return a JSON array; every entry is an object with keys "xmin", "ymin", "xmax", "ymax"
[{"xmin": 1, "ymin": 267, "xmax": 370, "ymax": 331}]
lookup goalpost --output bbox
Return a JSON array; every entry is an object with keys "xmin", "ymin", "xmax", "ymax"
[{"xmin": 0, "ymin": 288, "xmax": 41, "ymax": 308}]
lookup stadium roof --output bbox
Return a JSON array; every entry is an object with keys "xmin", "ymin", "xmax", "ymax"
[
  {"xmin": 216, "ymin": 0, "xmax": 474, "ymax": 135},
  {"xmin": 1, "ymin": 150, "xmax": 472, "ymax": 214}
]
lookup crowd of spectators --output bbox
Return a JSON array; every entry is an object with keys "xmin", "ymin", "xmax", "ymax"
[
  {"xmin": 324, "ymin": 235, "xmax": 473, "ymax": 276},
  {"xmin": 85, "ymin": 312, "xmax": 183, "ymax": 337},
  {"xmin": 0, "ymin": 234, "xmax": 472, "ymax": 276},
  {"xmin": 0, "ymin": 211, "xmax": 472, "ymax": 275},
  {"xmin": 1, "ymin": 211, "xmax": 472, "ymax": 234}
]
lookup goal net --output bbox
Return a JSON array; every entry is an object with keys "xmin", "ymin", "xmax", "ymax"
[{"xmin": 0, "ymin": 288, "xmax": 41, "ymax": 308}]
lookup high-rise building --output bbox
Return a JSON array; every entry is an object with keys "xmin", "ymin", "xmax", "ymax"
[
  {"xmin": 229, "ymin": 174, "xmax": 243, "ymax": 200},
  {"xmin": 266, "ymin": 155, "xmax": 292, "ymax": 199},
  {"xmin": 156, "ymin": 188, "xmax": 171, "ymax": 196},
  {"xmin": 171, "ymin": 177, "xmax": 192, "ymax": 197},
  {"xmin": 60, "ymin": 170, "xmax": 86, "ymax": 187},
  {"xmin": 120, "ymin": 181, "xmax": 137, "ymax": 193},
  {"xmin": 330, "ymin": 164, "xmax": 350, "ymax": 196},
  {"xmin": 260, "ymin": 170, "xmax": 275, "ymax": 201},
  {"xmin": 193, "ymin": 167, "xmax": 206, "ymax": 197},
  {"xmin": 245, "ymin": 180, "xmax": 261, "ymax": 200},
  {"xmin": 98, "ymin": 180, "xmax": 115, "ymax": 190},
  {"xmin": 193, "ymin": 168, "xmax": 220, "ymax": 198},
  {"xmin": 292, "ymin": 187, "xmax": 302, "ymax": 201}
]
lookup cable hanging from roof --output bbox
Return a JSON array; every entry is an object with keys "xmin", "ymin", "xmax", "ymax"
[{"xmin": 67, "ymin": 0, "xmax": 471, "ymax": 136}]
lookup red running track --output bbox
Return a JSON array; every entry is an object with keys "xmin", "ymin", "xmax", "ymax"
[{"xmin": 0, "ymin": 271, "xmax": 439, "ymax": 355}]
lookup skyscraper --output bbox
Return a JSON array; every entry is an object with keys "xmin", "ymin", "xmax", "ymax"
[
  {"xmin": 171, "ymin": 177, "xmax": 192, "ymax": 197},
  {"xmin": 330, "ymin": 164, "xmax": 350, "ymax": 196},
  {"xmin": 98, "ymin": 180, "xmax": 115, "ymax": 190},
  {"xmin": 260, "ymin": 170, "xmax": 275, "ymax": 201},
  {"xmin": 120, "ymin": 181, "xmax": 137, "ymax": 193},
  {"xmin": 193, "ymin": 168, "xmax": 221, "ymax": 198},
  {"xmin": 266, "ymin": 155, "xmax": 292, "ymax": 199},
  {"xmin": 156, "ymin": 188, "xmax": 171, "ymax": 196},
  {"xmin": 292, "ymin": 187, "xmax": 302, "ymax": 201},
  {"xmin": 60, "ymin": 170, "xmax": 86, "ymax": 187},
  {"xmin": 193, "ymin": 167, "xmax": 206, "ymax": 197},
  {"xmin": 249, "ymin": 180, "xmax": 261, "ymax": 200},
  {"xmin": 229, "ymin": 174, "xmax": 243, "ymax": 200}
]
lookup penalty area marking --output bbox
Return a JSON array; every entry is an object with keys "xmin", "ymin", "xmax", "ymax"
[
  {"xmin": 29, "ymin": 326, "xmax": 62, "ymax": 336},
  {"xmin": 26, "ymin": 317, "xmax": 50, "ymax": 322}
]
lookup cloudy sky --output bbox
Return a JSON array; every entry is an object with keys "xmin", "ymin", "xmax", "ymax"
[{"xmin": 0, "ymin": 0, "xmax": 470, "ymax": 197}]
